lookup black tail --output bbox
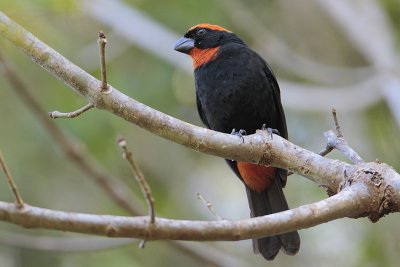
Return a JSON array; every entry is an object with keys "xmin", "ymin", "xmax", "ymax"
[{"xmin": 245, "ymin": 170, "xmax": 300, "ymax": 261}]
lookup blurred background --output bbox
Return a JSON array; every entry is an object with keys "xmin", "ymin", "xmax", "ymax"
[{"xmin": 0, "ymin": 0, "xmax": 399, "ymax": 266}]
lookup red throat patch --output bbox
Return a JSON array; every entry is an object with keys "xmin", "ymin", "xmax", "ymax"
[
  {"xmin": 237, "ymin": 162, "xmax": 275, "ymax": 192},
  {"xmin": 189, "ymin": 47, "xmax": 220, "ymax": 69}
]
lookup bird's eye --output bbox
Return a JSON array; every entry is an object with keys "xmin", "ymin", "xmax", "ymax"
[{"xmin": 196, "ymin": 29, "xmax": 206, "ymax": 36}]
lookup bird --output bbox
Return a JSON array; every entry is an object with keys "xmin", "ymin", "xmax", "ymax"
[{"xmin": 174, "ymin": 23, "xmax": 300, "ymax": 261}]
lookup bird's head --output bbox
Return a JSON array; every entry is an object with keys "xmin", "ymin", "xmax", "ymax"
[
  {"xmin": 174, "ymin": 23, "xmax": 244, "ymax": 69},
  {"xmin": 174, "ymin": 24, "xmax": 232, "ymax": 53}
]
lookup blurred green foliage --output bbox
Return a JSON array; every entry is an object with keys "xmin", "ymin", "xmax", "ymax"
[
  {"xmin": 0, "ymin": 0, "xmax": 400, "ymax": 267},
  {"xmin": 381, "ymin": 0, "xmax": 400, "ymax": 42}
]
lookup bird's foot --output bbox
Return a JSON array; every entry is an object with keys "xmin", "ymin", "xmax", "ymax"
[
  {"xmin": 261, "ymin": 124, "xmax": 280, "ymax": 139},
  {"xmin": 231, "ymin": 128, "xmax": 246, "ymax": 143}
]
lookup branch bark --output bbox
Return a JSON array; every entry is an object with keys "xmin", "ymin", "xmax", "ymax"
[
  {"xmin": 0, "ymin": 11, "xmax": 349, "ymax": 190},
  {"xmin": 0, "ymin": 47, "xmax": 243, "ymax": 267},
  {"xmin": 1, "ymin": 11, "xmax": 400, "ymax": 242},
  {"xmin": 0, "ymin": 185, "xmax": 369, "ymax": 240}
]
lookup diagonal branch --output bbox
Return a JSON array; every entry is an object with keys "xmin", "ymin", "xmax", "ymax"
[
  {"xmin": 0, "ymin": 11, "xmax": 349, "ymax": 191},
  {"xmin": 118, "ymin": 138, "xmax": 155, "ymax": 223},
  {"xmin": 197, "ymin": 193, "xmax": 222, "ymax": 221},
  {"xmin": 0, "ymin": 53, "xmax": 143, "ymax": 216},
  {"xmin": 0, "ymin": 51, "xmax": 238, "ymax": 267},
  {"xmin": 1, "ymin": 10, "xmax": 400, "ymax": 240}
]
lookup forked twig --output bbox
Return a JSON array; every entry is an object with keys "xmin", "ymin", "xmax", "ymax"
[
  {"xmin": 0, "ymin": 53, "xmax": 143, "ymax": 215},
  {"xmin": 48, "ymin": 31, "xmax": 110, "ymax": 119},
  {"xmin": 292, "ymin": 107, "xmax": 364, "ymax": 182},
  {"xmin": 47, "ymin": 31, "xmax": 112, "ymax": 118},
  {"xmin": 323, "ymin": 108, "xmax": 364, "ymax": 164}
]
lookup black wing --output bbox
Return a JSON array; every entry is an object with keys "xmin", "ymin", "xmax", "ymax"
[{"xmin": 196, "ymin": 91, "xmax": 211, "ymax": 128}]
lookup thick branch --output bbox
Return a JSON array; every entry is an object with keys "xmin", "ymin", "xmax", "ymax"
[
  {"xmin": 0, "ymin": 11, "xmax": 351, "ymax": 191},
  {"xmin": 0, "ymin": 186, "xmax": 368, "ymax": 241},
  {"xmin": 0, "ymin": 50, "xmax": 241, "ymax": 267},
  {"xmin": 0, "ymin": 10, "xmax": 399, "ymax": 244},
  {"xmin": 0, "ymin": 53, "xmax": 143, "ymax": 216}
]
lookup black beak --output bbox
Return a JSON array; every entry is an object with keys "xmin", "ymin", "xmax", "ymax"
[{"xmin": 174, "ymin": 37, "xmax": 195, "ymax": 54}]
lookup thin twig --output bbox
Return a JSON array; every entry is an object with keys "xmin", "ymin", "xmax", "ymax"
[
  {"xmin": 0, "ymin": 149, "xmax": 24, "ymax": 208},
  {"xmin": 197, "ymin": 193, "xmax": 222, "ymax": 220},
  {"xmin": 98, "ymin": 31, "xmax": 110, "ymax": 94},
  {"xmin": 326, "ymin": 108, "xmax": 364, "ymax": 164},
  {"xmin": 316, "ymin": 108, "xmax": 365, "ymax": 165},
  {"xmin": 292, "ymin": 107, "xmax": 336, "ymax": 175},
  {"xmin": 296, "ymin": 107, "xmax": 354, "ymax": 179},
  {"xmin": 317, "ymin": 107, "xmax": 344, "ymax": 157},
  {"xmin": 317, "ymin": 108, "xmax": 340, "ymax": 157},
  {"xmin": 0, "ymin": 53, "xmax": 144, "ymax": 215},
  {"xmin": 332, "ymin": 107, "xmax": 343, "ymax": 137},
  {"xmin": 318, "ymin": 144, "xmax": 334, "ymax": 157},
  {"xmin": 48, "ymin": 103, "xmax": 94, "ymax": 119},
  {"xmin": 117, "ymin": 137, "xmax": 155, "ymax": 224},
  {"xmin": 324, "ymin": 130, "xmax": 365, "ymax": 165},
  {"xmin": 0, "ymin": 55, "xmax": 228, "ymax": 267},
  {"xmin": 0, "ymin": 13, "xmax": 350, "ymax": 188}
]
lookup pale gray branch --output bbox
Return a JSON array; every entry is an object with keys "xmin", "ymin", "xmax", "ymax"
[
  {"xmin": 1, "ymin": 10, "xmax": 400, "ymax": 243},
  {"xmin": 0, "ymin": 48, "xmax": 236, "ymax": 267},
  {"xmin": 0, "ymin": 185, "xmax": 369, "ymax": 241},
  {"xmin": 0, "ymin": 11, "xmax": 350, "ymax": 191},
  {"xmin": 324, "ymin": 131, "xmax": 364, "ymax": 165}
]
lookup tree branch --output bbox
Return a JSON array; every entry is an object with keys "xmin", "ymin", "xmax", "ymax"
[
  {"xmin": 0, "ymin": 161, "xmax": 397, "ymax": 239},
  {"xmin": 1, "ymin": 10, "xmax": 400, "ymax": 242},
  {"xmin": 321, "ymin": 108, "xmax": 364, "ymax": 164},
  {"xmin": 0, "ymin": 48, "xmax": 243, "ymax": 267},
  {"xmin": 0, "ymin": 11, "xmax": 350, "ymax": 190},
  {"xmin": 0, "ymin": 52, "xmax": 144, "ymax": 216},
  {"xmin": 0, "ymin": 185, "xmax": 370, "ymax": 240}
]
